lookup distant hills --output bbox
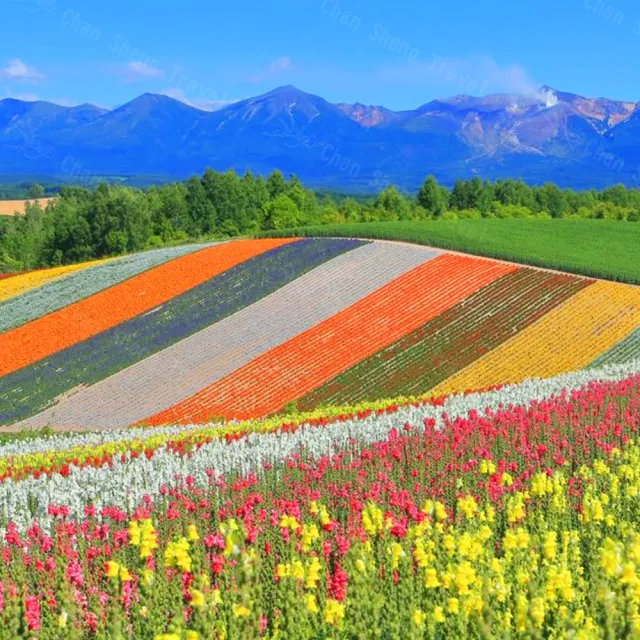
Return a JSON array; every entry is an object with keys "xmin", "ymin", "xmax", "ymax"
[{"xmin": 1, "ymin": 85, "xmax": 640, "ymax": 190}]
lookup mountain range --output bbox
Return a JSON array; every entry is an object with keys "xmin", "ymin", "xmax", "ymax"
[{"xmin": 1, "ymin": 85, "xmax": 640, "ymax": 190}]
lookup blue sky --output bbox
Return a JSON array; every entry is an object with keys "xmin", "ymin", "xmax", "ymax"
[{"xmin": 2, "ymin": 0, "xmax": 640, "ymax": 110}]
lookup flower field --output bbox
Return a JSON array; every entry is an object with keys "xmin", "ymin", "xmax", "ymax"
[
  {"xmin": 0, "ymin": 362, "xmax": 638, "ymax": 637},
  {"xmin": 0, "ymin": 237, "xmax": 638, "ymax": 429}
]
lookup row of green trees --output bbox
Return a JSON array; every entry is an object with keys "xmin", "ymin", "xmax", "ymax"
[
  {"xmin": 1, "ymin": 170, "xmax": 638, "ymax": 271},
  {"xmin": 416, "ymin": 176, "xmax": 640, "ymax": 221}
]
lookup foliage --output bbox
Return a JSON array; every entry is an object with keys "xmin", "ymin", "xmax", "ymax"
[{"xmin": 1, "ymin": 172, "xmax": 639, "ymax": 274}]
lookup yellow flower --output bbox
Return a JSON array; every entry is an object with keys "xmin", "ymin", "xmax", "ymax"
[
  {"xmin": 140, "ymin": 606, "xmax": 148, "ymax": 618},
  {"xmin": 324, "ymin": 599, "xmax": 345, "ymax": 626},
  {"xmin": 277, "ymin": 563, "xmax": 290, "ymax": 578},
  {"xmin": 530, "ymin": 597, "xmax": 545, "ymax": 629},
  {"xmin": 319, "ymin": 506, "xmax": 331, "ymax": 527},
  {"xmin": 447, "ymin": 598, "xmax": 459, "ymax": 614},
  {"xmin": 479, "ymin": 459, "xmax": 496, "ymax": 475},
  {"xmin": 105, "ymin": 560, "xmax": 120, "ymax": 579},
  {"xmin": 57, "ymin": 611, "xmax": 68, "ymax": 628},
  {"xmin": 305, "ymin": 594, "xmax": 318, "ymax": 613},
  {"xmin": 389, "ymin": 542, "xmax": 403, "ymax": 570},
  {"xmin": 516, "ymin": 528, "xmax": 530, "ymax": 549},
  {"xmin": 128, "ymin": 520, "xmax": 141, "ymax": 546},
  {"xmin": 412, "ymin": 609, "xmax": 426, "ymax": 627},
  {"xmin": 543, "ymin": 532, "xmax": 557, "ymax": 561},
  {"xmin": 187, "ymin": 524, "xmax": 199, "ymax": 541},
  {"xmin": 233, "ymin": 604, "xmax": 250, "ymax": 618},
  {"xmin": 454, "ymin": 561, "xmax": 476, "ymax": 595},
  {"xmin": 155, "ymin": 635, "xmax": 180, "ymax": 640},
  {"xmin": 212, "ymin": 589, "xmax": 222, "ymax": 605},
  {"xmin": 355, "ymin": 559, "xmax": 366, "ymax": 572},
  {"xmin": 190, "ymin": 589, "xmax": 206, "ymax": 608},
  {"xmin": 186, "ymin": 632, "xmax": 199, "ymax": 640},
  {"xmin": 139, "ymin": 520, "xmax": 158, "ymax": 559},
  {"xmin": 279, "ymin": 514, "xmax": 300, "ymax": 531},
  {"xmin": 292, "ymin": 560, "xmax": 305, "ymax": 580},
  {"xmin": 435, "ymin": 501, "xmax": 448, "ymax": 521},
  {"xmin": 457, "ymin": 495, "xmax": 478, "ymax": 519},
  {"xmin": 305, "ymin": 557, "xmax": 321, "ymax": 589},
  {"xmin": 300, "ymin": 523, "xmax": 319, "ymax": 551},
  {"xmin": 600, "ymin": 538, "xmax": 622, "ymax": 577},
  {"xmin": 479, "ymin": 525, "xmax": 493, "ymax": 542},
  {"xmin": 621, "ymin": 562, "xmax": 638, "ymax": 585},
  {"xmin": 425, "ymin": 567, "xmax": 440, "ymax": 588},
  {"xmin": 164, "ymin": 537, "xmax": 192, "ymax": 572},
  {"xmin": 119, "ymin": 566, "xmax": 132, "ymax": 582},
  {"xmin": 501, "ymin": 472, "xmax": 513, "ymax": 487},
  {"xmin": 433, "ymin": 606, "xmax": 445, "ymax": 623},
  {"xmin": 503, "ymin": 530, "xmax": 518, "ymax": 552}
]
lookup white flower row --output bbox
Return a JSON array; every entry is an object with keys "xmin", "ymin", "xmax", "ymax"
[
  {"xmin": 0, "ymin": 242, "xmax": 214, "ymax": 333},
  {"xmin": 1, "ymin": 359, "xmax": 638, "ymax": 460},
  {"xmin": 0, "ymin": 360, "xmax": 637, "ymax": 532}
]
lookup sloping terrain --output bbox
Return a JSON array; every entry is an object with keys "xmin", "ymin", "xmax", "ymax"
[
  {"xmin": 0, "ymin": 237, "xmax": 638, "ymax": 429},
  {"xmin": 2, "ymin": 85, "xmax": 640, "ymax": 188}
]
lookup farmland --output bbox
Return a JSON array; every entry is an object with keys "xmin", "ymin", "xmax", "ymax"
[
  {"xmin": 0, "ymin": 198, "xmax": 53, "ymax": 215},
  {"xmin": 0, "ymin": 363, "xmax": 638, "ymax": 637},
  {"xmin": 0, "ymin": 234, "xmax": 638, "ymax": 638},
  {"xmin": 1, "ymin": 237, "xmax": 639, "ymax": 429},
  {"xmin": 259, "ymin": 219, "xmax": 640, "ymax": 284}
]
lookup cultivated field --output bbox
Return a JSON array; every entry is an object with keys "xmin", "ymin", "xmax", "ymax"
[
  {"xmin": 1, "ymin": 237, "xmax": 638, "ymax": 429},
  {"xmin": 0, "ymin": 235, "xmax": 639, "ymax": 637},
  {"xmin": 260, "ymin": 219, "xmax": 640, "ymax": 283},
  {"xmin": 0, "ymin": 198, "xmax": 54, "ymax": 215}
]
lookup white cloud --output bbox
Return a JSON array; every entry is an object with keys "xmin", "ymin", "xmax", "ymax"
[
  {"xmin": 1, "ymin": 58, "xmax": 45, "ymax": 83},
  {"xmin": 3, "ymin": 91, "xmax": 39, "ymax": 102},
  {"xmin": 377, "ymin": 55, "xmax": 549, "ymax": 100},
  {"xmin": 159, "ymin": 87, "xmax": 239, "ymax": 112},
  {"xmin": 113, "ymin": 61, "xmax": 164, "ymax": 83},
  {"xmin": 249, "ymin": 56, "xmax": 296, "ymax": 84},
  {"xmin": 50, "ymin": 97, "xmax": 81, "ymax": 107}
]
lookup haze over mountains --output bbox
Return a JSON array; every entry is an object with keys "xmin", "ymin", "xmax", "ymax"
[{"xmin": 1, "ymin": 85, "xmax": 639, "ymax": 190}]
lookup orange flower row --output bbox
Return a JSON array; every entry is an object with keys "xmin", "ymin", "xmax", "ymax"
[
  {"xmin": 0, "ymin": 239, "xmax": 294, "ymax": 378},
  {"xmin": 144, "ymin": 254, "xmax": 516, "ymax": 424}
]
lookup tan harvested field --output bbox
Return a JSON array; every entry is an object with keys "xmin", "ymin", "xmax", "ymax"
[{"xmin": 0, "ymin": 198, "xmax": 54, "ymax": 216}]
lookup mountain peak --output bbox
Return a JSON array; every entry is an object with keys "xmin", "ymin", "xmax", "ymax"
[{"xmin": 268, "ymin": 84, "xmax": 305, "ymax": 96}]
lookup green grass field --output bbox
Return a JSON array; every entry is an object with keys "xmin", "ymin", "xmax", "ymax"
[{"xmin": 259, "ymin": 219, "xmax": 640, "ymax": 284}]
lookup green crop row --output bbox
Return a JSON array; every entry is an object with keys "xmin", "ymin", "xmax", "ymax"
[{"xmin": 258, "ymin": 219, "xmax": 640, "ymax": 284}]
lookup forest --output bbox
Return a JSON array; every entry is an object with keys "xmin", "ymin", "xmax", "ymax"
[{"xmin": 1, "ymin": 170, "xmax": 639, "ymax": 272}]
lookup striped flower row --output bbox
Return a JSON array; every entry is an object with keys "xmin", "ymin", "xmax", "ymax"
[{"xmin": 0, "ymin": 360, "xmax": 637, "ymax": 533}]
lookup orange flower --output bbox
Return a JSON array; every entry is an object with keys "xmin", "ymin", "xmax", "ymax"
[
  {"xmin": 0, "ymin": 239, "xmax": 295, "ymax": 378},
  {"xmin": 144, "ymin": 254, "xmax": 515, "ymax": 424}
]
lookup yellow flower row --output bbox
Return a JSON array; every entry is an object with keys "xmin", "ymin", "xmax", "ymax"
[
  {"xmin": 431, "ymin": 280, "xmax": 640, "ymax": 396},
  {"xmin": 1, "ymin": 395, "xmax": 433, "ymax": 478},
  {"xmin": 0, "ymin": 256, "xmax": 114, "ymax": 302}
]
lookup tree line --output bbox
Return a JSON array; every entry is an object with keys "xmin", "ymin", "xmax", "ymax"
[{"xmin": 1, "ymin": 170, "xmax": 638, "ymax": 272}]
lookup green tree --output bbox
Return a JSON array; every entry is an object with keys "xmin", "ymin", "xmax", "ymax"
[
  {"xmin": 417, "ymin": 175, "xmax": 445, "ymax": 217},
  {"xmin": 265, "ymin": 194, "xmax": 302, "ymax": 229},
  {"xmin": 27, "ymin": 183, "xmax": 45, "ymax": 200},
  {"xmin": 266, "ymin": 170, "xmax": 286, "ymax": 200},
  {"xmin": 374, "ymin": 186, "xmax": 411, "ymax": 221},
  {"xmin": 186, "ymin": 176, "xmax": 216, "ymax": 234}
]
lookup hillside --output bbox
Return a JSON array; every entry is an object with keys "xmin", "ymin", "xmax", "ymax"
[
  {"xmin": 0, "ymin": 237, "xmax": 638, "ymax": 429},
  {"xmin": 260, "ymin": 219, "xmax": 640, "ymax": 284},
  {"xmin": 2, "ymin": 85, "xmax": 640, "ymax": 188}
]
